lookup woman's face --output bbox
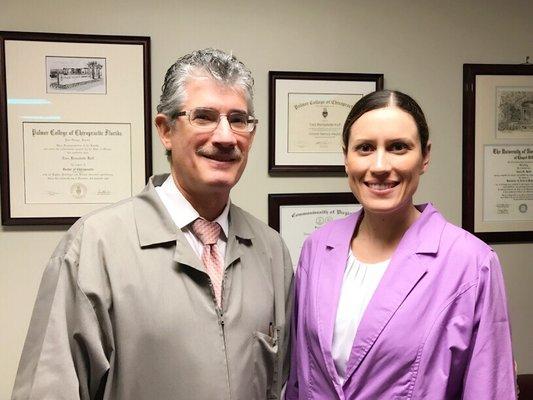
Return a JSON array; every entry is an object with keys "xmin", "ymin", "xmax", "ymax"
[{"xmin": 344, "ymin": 106, "xmax": 430, "ymax": 216}]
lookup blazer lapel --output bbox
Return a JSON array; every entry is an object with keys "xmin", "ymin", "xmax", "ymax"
[
  {"xmin": 343, "ymin": 251, "xmax": 427, "ymax": 381},
  {"xmin": 316, "ymin": 213, "xmax": 360, "ymax": 386},
  {"xmin": 343, "ymin": 204, "xmax": 444, "ymax": 382}
]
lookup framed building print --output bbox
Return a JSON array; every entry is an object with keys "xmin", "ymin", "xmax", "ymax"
[
  {"xmin": 462, "ymin": 63, "xmax": 533, "ymax": 242},
  {"xmin": 0, "ymin": 31, "xmax": 152, "ymax": 225}
]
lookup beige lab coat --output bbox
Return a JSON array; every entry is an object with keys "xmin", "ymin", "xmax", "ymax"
[{"xmin": 12, "ymin": 174, "xmax": 293, "ymax": 400}]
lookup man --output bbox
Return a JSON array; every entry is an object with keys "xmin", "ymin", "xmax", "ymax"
[{"xmin": 12, "ymin": 49, "xmax": 293, "ymax": 400}]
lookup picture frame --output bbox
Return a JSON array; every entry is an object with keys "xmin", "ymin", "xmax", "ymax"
[
  {"xmin": 0, "ymin": 31, "xmax": 152, "ymax": 225},
  {"xmin": 268, "ymin": 192, "xmax": 361, "ymax": 267},
  {"xmin": 268, "ymin": 71, "xmax": 383, "ymax": 174},
  {"xmin": 462, "ymin": 63, "xmax": 533, "ymax": 242}
]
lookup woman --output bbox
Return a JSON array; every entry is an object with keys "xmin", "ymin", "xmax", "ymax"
[{"xmin": 285, "ymin": 90, "xmax": 516, "ymax": 399}]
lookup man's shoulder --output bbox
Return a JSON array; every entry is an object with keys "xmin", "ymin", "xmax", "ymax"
[
  {"xmin": 45, "ymin": 195, "xmax": 137, "ymax": 263},
  {"xmin": 71, "ymin": 175, "xmax": 165, "ymax": 236},
  {"xmin": 76, "ymin": 195, "xmax": 137, "ymax": 232}
]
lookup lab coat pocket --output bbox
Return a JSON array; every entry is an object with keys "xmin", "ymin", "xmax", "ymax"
[{"xmin": 252, "ymin": 329, "xmax": 279, "ymax": 399}]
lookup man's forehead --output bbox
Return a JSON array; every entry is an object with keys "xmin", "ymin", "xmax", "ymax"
[
  {"xmin": 184, "ymin": 74, "xmax": 243, "ymax": 92},
  {"xmin": 182, "ymin": 76, "xmax": 248, "ymax": 108}
]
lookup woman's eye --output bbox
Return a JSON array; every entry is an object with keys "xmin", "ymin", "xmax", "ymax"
[
  {"xmin": 356, "ymin": 144, "xmax": 373, "ymax": 153},
  {"xmin": 390, "ymin": 142, "xmax": 408, "ymax": 152}
]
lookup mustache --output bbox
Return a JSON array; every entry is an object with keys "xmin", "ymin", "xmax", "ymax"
[{"xmin": 196, "ymin": 146, "xmax": 243, "ymax": 162}]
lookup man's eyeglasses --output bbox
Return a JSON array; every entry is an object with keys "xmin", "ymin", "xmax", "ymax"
[{"xmin": 174, "ymin": 107, "xmax": 258, "ymax": 134}]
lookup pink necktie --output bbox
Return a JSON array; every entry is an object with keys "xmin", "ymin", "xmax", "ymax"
[{"xmin": 191, "ymin": 218, "xmax": 224, "ymax": 307}]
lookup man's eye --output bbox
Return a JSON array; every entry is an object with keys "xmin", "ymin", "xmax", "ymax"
[
  {"xmin": 192, "ymin": 109, "xmax": 218, "ymax": 123},
  {"xmin": 228, "ymin": 113, "xmax": 248, "ymax": 127}
]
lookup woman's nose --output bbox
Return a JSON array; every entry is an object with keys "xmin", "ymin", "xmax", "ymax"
[{"xmin": 370, "ymin": 149, "xmax": 391, "ymax": 174}]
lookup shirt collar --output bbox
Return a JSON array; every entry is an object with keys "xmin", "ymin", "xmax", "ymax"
[{"xmin": 157, "ymin": 175, "xmax": 230, "ymax": 238}]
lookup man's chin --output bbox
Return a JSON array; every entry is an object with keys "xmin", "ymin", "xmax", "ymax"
[{"xmin": 201, "ymin": 173, "xmax": 240, "ymax": 192}]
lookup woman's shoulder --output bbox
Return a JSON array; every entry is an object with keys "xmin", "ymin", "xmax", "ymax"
[
  {"xmin": 426, "ymin": 209, "xmax": 497, "ymax": 272},
  {"xmin": 418, "ymin": 204, "xmax": 493, "ymax": 257},
  {"xmin": 441, "ymin": 219, "xmax": 492, "ymax": 256}
]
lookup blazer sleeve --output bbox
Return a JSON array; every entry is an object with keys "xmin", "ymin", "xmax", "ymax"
[
  {"xmin": 462, "ymin": 251, "xmax": 517, "ymax": 400},
  {"xmin": 284, "ymin": 238, "xmax": 312, "ymax": 400},
  {"xmin": 11, "ymin": 228, "xmax": 112, "ymax": 400},
  {"xmin": 280, "ymin": 238, "xmax": 295, "ymax": 388}
]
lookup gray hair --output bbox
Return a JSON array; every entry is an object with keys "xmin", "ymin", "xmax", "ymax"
[{"xmin": 157, "ymin": 48, "xmax": 255, "ymax": 124}]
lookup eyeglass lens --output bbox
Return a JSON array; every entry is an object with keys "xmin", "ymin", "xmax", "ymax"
[{"xmin": 190, "ymin": 108, "xmax": 253, "ymax": 132}]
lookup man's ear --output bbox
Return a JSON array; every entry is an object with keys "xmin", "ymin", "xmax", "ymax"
[
  {"xmin": 155, "ymin": 114, "xmax": 173, "ymax": 151},
  {"xmin": 248, "ymin": 129, "xmax": 256, "ymax": 148}
]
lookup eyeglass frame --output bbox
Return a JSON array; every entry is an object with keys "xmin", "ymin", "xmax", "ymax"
[{"xmin": 172, "ymin": 107, "xmax": 258, "ymax": 134}]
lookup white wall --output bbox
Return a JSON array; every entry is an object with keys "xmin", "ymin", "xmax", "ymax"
[{"xmin": 1, "ymin": 0, "xmax": 532, "ymax": 397}]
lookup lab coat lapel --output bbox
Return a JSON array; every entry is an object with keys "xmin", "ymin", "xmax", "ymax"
[
  {"xmin": 224, "ymin": 205, "xmax": 254, "ymax": 268},
  {"xmin": 133, "ymin": 175, "xmax": 255, "ymax": 274},
  {"xmin": 173, "ymin": 231, "xmax": 205, "ymax": 272},
  {"xmin": 132, "ymin": 174, "xmax": 206, "ymax": 272},
  {"xmin": 343, "ymin": 204, "xmax": 444, "ymax": 382},
  {"xmin": 316, "ymin": 213, "xmax": 360, "ymax": 386}
]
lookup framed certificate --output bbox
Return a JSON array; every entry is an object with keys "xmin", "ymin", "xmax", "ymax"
[
  {"xmin": 0, "ymin": 31, "xmax": 152, "ymax": 225},
  {"xmin": 268, "ymin": 71, "xmax": 383, "ymax": 174},
  {"xmin": 462, "ymin": 63, "xmax": 533, "ymax": 242},
  {"xmin": 268, "ymin": 192, "xmax": 361, "ymax": 268}
]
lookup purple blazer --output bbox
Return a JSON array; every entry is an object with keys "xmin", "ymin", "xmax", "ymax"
[{"xmin": 285, "ymin": 204, "xmax": 516, "ymax": 399}]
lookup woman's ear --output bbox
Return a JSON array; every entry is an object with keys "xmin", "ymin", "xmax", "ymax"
[
  {"xmin": 343, "ymin": 147, "xmax": 349, "ymax": 173},
  {"xmin": 420, "ymin": 141, "xmax": 431, "ymax": 174}
]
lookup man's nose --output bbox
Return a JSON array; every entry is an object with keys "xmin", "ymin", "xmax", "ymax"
[{"xmin": 211, "ymin": 116, "xmax": 237, "ymax": 146}]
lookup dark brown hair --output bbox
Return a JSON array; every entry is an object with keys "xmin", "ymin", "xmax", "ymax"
[{"xmin": 342, "ymin": 90, "xmax": 429, "ymax": 154}]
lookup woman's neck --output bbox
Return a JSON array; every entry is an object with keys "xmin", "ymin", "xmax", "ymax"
[{"xmin": 351, "ymin": 205, "xmax": 420, "ymax": 263}]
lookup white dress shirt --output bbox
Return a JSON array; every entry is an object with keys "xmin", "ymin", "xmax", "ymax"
[
  {"xmin": 332, "ymin": 252, "xmax": 390, "ymax": 384},
  {"xmin": 155, "ymin": 175, "xmax": 229, "ymax": 260}
]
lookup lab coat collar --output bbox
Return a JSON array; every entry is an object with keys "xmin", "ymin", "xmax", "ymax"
[
  {"xmin": 133, "ymin": 174, "xmax": 178, "ymax": 248},
  {"xmin": 133, "ymin": 174, "xmax": 255, "ymax": 273},
  {"xmin": 133, "ymin": 174, "xmax": 256, "ymax": 247}
]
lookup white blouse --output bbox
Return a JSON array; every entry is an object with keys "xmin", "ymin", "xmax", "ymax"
[{"xmin": 332, "ymin": 252, "xmax": 390, "ymax": 384}]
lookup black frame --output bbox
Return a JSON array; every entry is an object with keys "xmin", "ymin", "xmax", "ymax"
[
  {"xmin": 268, "ymin": 71, "xmax": 383, "ymax": 175},
  {"xmin": 0, "ymin": 31, "xmax": 152, "ymax": 225},
  {"xmin": 268, "ymin": 192, "xmax": 358, "ymax": 232},
  {"xmin": 462, "ymin": 63, "xmax": 533, "ymax": 243}
]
